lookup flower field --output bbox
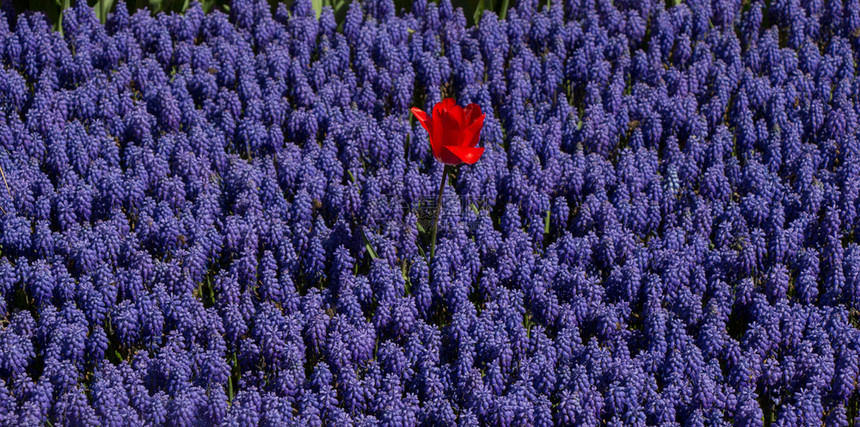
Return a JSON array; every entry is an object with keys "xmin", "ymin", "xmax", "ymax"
[{"xmin": 1, "ymin": 0, "xmax": 860, "ymax": 424}]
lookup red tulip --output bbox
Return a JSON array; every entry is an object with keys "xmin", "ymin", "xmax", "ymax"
[{"xmin": 411, "ymin": 98, "xmax": 486, "ymax": 165}]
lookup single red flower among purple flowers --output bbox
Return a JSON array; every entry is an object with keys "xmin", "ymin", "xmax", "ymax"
[
  {"xmin": 411, "ymin": 98, "xmax": 486, "ymax": 165},
  {"xmin": 411, "ymin": 98, "xmax": 485, "ymax": 259}
]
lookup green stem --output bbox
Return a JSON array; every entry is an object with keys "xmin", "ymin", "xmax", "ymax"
[{"xmin": 430, "ymin": 165, "xmax": 451, "ymax": 259}]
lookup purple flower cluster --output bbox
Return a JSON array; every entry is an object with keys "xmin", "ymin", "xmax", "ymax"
[{"xmin": 1, "ymin": 0, "xmax": 860, "ymax": 424}]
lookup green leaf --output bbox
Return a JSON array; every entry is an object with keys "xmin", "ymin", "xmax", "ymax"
[
  {"xmin": 148, "ymin": 0, "xmax": 163, "ymax": 13},
  {"xmin": 544, "ymin": 210, "xmax": 551, "ymax": 234},
  {"xmin": 498, "ymin": 0, "xmax": 510, "ymax": 20},
  {"xmin": 94, "ymin": 0, "xmax": 115, "ymax": 24},
  {"xmin": 312, "ymin": 0, "xmax": 323, "ymax": 18},
  {"xmin": 360, "ymin": 228, "xmax": 379, "ymax": 259},
  {"xmin": 227, "ymin": 354, "xmax": 237, "ymax": 402},
  {"xmin": 365, "ymin": 240, "xmax": 379, "ymax": 259},
  {"xmin": 54, "ymin": 0, "xmax": 70, "ymax": 35},
  {"xmin": 331, "ymin": 0, "xmax": 351, "ymax": 32},
  {"xmin": 472, "ymin": 0, "xmax": 486, "ymax": 25},
  {"xmin": 201, "ymin": 0, "xmax": 215, "ymax": 12},
  {"xmin": 332, "ymin": 0, "xmax": 349, "ymax": 12},
  {"xmin": 56, "ymin": 10, "xmax": 65, "ymax": 35}
]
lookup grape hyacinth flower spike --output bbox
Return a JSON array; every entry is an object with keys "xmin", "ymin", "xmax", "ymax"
[{"xmin": 411, "ymin": 98, "xmax": 485, "ymax": 258}]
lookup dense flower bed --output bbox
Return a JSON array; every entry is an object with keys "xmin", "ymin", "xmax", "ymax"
[{"xmin": 1, "ymin": 0, "xmax": 860, "ymax": 424}]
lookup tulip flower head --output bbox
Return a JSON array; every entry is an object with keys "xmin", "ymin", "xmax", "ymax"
[
  {"xmin": 411, "ymin": 98, "xmax": 485, "ymax": 259},
  {"xmin": 411, "ymin": 98, "xmax": 486, "ymax": 165}
]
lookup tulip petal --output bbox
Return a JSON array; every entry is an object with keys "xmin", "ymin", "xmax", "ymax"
[
  {"xmin": 437, "ymin": 100, "xmax": 465, "ymax": 155},
  {"xmin": 450, "ymin": 103, "xmax": 467, "ymax": 129},
  {"xmin": 441, "ymin": 105, "xmax": 464, "ymax": 142},
  {"xmin": 413, "ymin": 107, "xmax": 440, "ymax": 159},
  {"xmin": 464, "ymin": 104, "xmax": 482, "ymax": 125},
  {"xmin": 459, "ymin": 114, "xmax": 485, "ymax": 147},
  {"xmin": 411, "ymin": 107, "xmax": 429, "ymax": 126},
  {"xmin": 438, "ymin": 147, "xmax": 462, "ymax": 165},
  {"xmin": 431, "ymin": 100, "xmax": 455, "ymax": 159},
  {"xmin": 411, "ymin": 107, "xmax": 432, "ymax": 135},
  {"xmin": 443, "ymin": 145, "xmax": 485, "ymax": 165}
]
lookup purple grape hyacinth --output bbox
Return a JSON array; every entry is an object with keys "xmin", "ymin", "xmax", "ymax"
[{"xmin": 0, "ymin": 0, "xmax": 860, "ymax": 424}]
